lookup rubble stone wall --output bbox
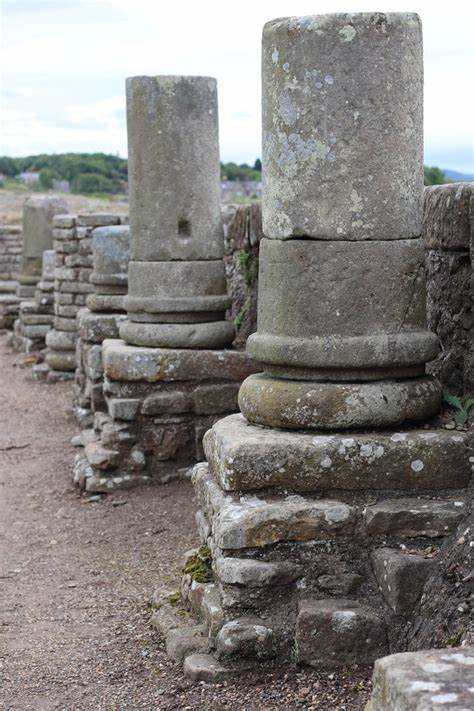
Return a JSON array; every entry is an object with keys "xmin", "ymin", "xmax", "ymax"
[{"xmin": 0, "ymin": 224, "xmax": 22, "ymax": 283}]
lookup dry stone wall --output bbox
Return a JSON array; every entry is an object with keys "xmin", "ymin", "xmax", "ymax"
[
  {"xmin": 425, "ymin": 183, "xmax": 473, "ymax": 396},
  {"xmin": 0, "ymin": 224, "xmax": 22, "ymax": 330},
  {"xmin": 12, "ymin": 249, "xmax": 55, "ymax": 353}
]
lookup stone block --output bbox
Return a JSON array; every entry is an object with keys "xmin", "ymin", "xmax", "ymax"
[
  {"xmin": 141, "ymin": 390, "xmax": 191, "ymax": 415},
  {"xmin": 45, "ymin": 350, "xmax": 76, "ymax": 371},
  {"xmin": 262, "ymin": 13, "xmax": 423, "ymax": 240},
  {"xmin": 107, "ymin": 398, "xmax": 140, "ymax": 421},
  {"xmin": 192, "ymin": 383, "xmax": 240, "ymax": 415},
  {"xmin": 183, "ymin": 653, "xmax": 232, "ymax": 683},
  {"xmin": 371, "ymin": 548, "xmax": 435, "ymax": 614},
  {"xmin": 77, "ymin": 213, "xmax": 120, "ymax": 227},
  {"xmin": 216, "ymin": 617, "xmax": 275, "ymax": 659},
  {"xmin": 102, "ymin": 340, "xmax": 256, "ymax": 383},
  {"xmin": 296, "ymin": 599, "xmax": 388, "ymax": 668},
  {"xmin": 214, "ymin": 555, "xmax": 301, "ymax": 589},
  {"xmin": 366, "ymin": 646, "xmax": 474, "ymax": 711},
  {"xmin": 165, "ymin": 625, "xmax": 211, "ymax": 663},
  {"xmin": 317, "ymin": 574, "xmax": 362, "ymax": 595},
  {"xmin": 46, "ymin": 328, "xmax": 77, "ymax": 350},
  {"xmin": 364, "ymin": 498, "xmax": 466, "ymax": 539},
  {"xmin": 204, "ymin": 415, "xmax": 471, "ymax": 493},
  {"xmin": 424, "ymin": 183, "xmax": 473, "ymax": 251}
]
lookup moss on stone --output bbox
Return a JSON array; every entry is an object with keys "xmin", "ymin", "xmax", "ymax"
[{"xmin": 183, "ymin": 545, "xmax": 213, "ymax": 583}]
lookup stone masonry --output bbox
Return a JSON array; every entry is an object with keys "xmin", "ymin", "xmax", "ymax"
[
  {"xmin": 0, "ymin": 223, "xmax": 22, "ymax": 330},
  {"xmin": 12, "ymin": 249, "xmax": 55, "ymax": 353},
  {"xmin": 425, "ymin": 182, "xmax": 473, "ymax": 396},
  {"xmin": 42, "ymin": 213, "xmax": 126, "ymax": 384},
  {"xmin": 74, "ymin": 223, "xmax": 130, "ymax": 426},
  {"xmin": 153, "ymin": 14, "xmax": 473, "ymax": 680},
  {"xmin": 72, "ymin": 76, "xmax": 256, "ymax": 493}
]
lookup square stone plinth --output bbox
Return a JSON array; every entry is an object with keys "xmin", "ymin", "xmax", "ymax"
[{"xmin": 204, "ymin": 415, "xmax": 472, "ymax": 493}]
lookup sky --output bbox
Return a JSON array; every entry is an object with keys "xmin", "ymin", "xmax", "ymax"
[{"xmin": 1, "ymin": 0, "xmax": 473, "ymax": 173}]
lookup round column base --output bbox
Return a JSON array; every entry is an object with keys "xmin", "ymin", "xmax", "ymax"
[
  {"xmin": 119, "ymin": 319, "xmax": 235, "ymax": 350},
  {"xmin": 238, "ymin": 373, "xmax": 442, "ymax": 430}
]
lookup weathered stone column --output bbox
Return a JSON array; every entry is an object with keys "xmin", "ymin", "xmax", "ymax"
[
  {"xmin": 17, "ymin": 196, "xmax": 67, "ymax": 297},
  {"xmin": 239, "ymin": 12, "xmax": 441, "ymax": 429},
  {"xmin": 13, "ymin": 249, "xmax": 55, "ymax": 354},
  {"xmin": 162, "ymin": 14, "xmax": 472, "ymax": 681},
  {"xmin": 74, "ymin": 224, "xmax": 130, "ymax": 424},
  {"xmin": 120, "ymin": 76, "xmax": 234, "ymax": 349}
]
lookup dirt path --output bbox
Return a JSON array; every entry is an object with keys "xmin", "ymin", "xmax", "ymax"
[{"xmin": 0, "ymin": 334, "xmax": 371, "ymax": 710}]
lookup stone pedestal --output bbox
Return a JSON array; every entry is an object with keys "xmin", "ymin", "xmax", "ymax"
[
  {"xmin": 73, "ymin": 75, "xmax": 255, "ymax": 492},
  {"xmin": 44, "ymin": 213, "xmax": 124, "ymax": 383},
  {"xmin": 74, "ymin": 224, "xmax": 130, "ymax": 425},
  {"xmin": 161, "ymin": 14, "xmax": 473, "ymax": 678},
  {"xmin": 17, "ymin": 196, "xmax": 67, "ymax": 297},
  {"xmin": 12, "ymin": 249, "xmax": 55, "ymax": 354}
]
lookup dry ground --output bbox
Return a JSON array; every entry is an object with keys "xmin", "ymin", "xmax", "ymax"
[
  {"xmin": 0, "ymin": 189, "xmax": 128, "ymax": 225},
  {"xmin": 0, "ymin": 334, "xmax": 372, "ymax": 710}
]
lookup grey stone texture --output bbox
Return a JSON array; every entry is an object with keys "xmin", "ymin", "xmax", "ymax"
[
  {"xmin": 296, "ymin": 599, "xmax": 388, "ymax": 668},
  {"xmin": 366, "ymin": 646, "xmax": 474, "ymax": 711},
  {"xmin": 262, "ymin": 13, "xmax": 423, "ymax": 241},
  {"xmin": 73, "ymin": 342, "xmax": 257, "ymax": 492},
  {"xmin": 126, "ymin": 75, "xmax": 222, "ymax": 262},
  {"xmin": 123, "ymin": 75, "xmax": 233, "ymax": 349},
  {"xmin": 18, "ymin": 196, "xmax": 68, "ymax": 288},
  {"xmin": 0, "ymin": 225, "xmax": 22, "ymax": 307},
  {"xmin": 424, "ymin": 183, "xmax": 473, "ymax": 395},
  {"xmin": 203, "ymin": 415, "xmax": 471, "ymax": 493},
  {"xmin": 364, "ymin": 498, "xmax": 466, "ymax": 539},
  {"xmin": 371, "ymin": 548, "xmax": 435, "ymax": 614},
  {"xmin": 88, "ymin": 224, "xmax": 130, "ymax": 311}
]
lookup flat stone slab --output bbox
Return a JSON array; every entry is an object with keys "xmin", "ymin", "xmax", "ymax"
[
  {"xmin": 366, "ymin": 646, "xmax": 474, "ymax": 710},
  {"xmin": 204, "ymin": 414, "xmax": 472, "ymax": 493},
  {"xmin": 193, "ymin": 462, "xmax": 356, "ymax": 550},
  {"xmin": 77, "ymin": 309, "xmax": 126, "ymax": 343},
  {"xmin": 183, "ymin": 653, "xmax": 234, "ymax": 683},
  {"xmin": 364, "ymin": 498, "xmax": 466, "ymax": 539},
  {"xmin": 102, "ymin": 339, "xmax": 256, "ymax": 383}
]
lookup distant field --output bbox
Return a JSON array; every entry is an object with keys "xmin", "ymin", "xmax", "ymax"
[{"xmin": 0, "ymin": 189, "xmax": 129, "ymax": 225}]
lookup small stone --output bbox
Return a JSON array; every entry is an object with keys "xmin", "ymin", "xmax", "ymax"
[
  {"xmin": 317, "ymin": 574, "xmax": 362, "ymax": 595},
  {"xmin": 183, "ymin": 653, "xmax": 233, "ymax": 683},
  {"xmin": 216, "ymin": 617, "xmax": 275, "ymax": 659},
  {"xmin": 165, "ymin": 625, "xmax": 211, "ymax": 662},
  {"xmin": 364, "ymin": 498, "xmax": 465, "ymax": 539},
  {"xmin": 371, "ymin": 548, "xmax": 435, "ymax": 614}
]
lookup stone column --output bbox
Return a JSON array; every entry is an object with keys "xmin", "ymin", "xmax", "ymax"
[
  {"xmin": 74, "ymin": 224, "xmax": 130, "ymax": 423},
  {"xmin": 13, "ymin": 249, "xmax": 56, "ymax": 354},
  {"xmin": 120, "ymin": 76, "xmax": 234, "ymax": 349},
  {"xmin": 17, "ymin": 196, "xmax": 68, "ymax": 297},
  {"xmin": 165, "ymin": 14, "xmax": 472, "ymax": 680}
]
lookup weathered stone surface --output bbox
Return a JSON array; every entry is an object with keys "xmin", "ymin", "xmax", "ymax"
[
  {"xmin": 372, "ymin": 548, "xmax": 436, "ymax": 614},
  {"xmin": 317, "ymin": 574, "xmax": 362, "ymax": 595},
  {"xmin": 126, "ymin": 76, "xmax": 223, "ymax": 262},
  {"xmin": 103, "ymin": 340, "xmax": 256, "ymax": 383},
  {"xmin": 262, "ymin": 13, "xmax": 423, "ymax": 241},
  {"xmin": 45, "ymin": 349, "xmax": 76, "ymax": 371},
  {"xmin": 214, "ymin": 554, "xmax": 301, "ymax": 588},
  {"xmin": 216, "ymin": 617, "xmax": 274, "ymax": 659},
  {"xmin": 193, "ymin": 462, "xmax": 356, "ymax": 549},
  {"xmin": 239, "ymin": 373, "xmax": 441, "ymax": 430},
  {"xmin": 120, "ymin": 319, "xmax": 235, "ymax": 350},
  {"xmin": 366, "ymin": 646, "xmax": 474, "ymax": 711},
  {"xmin": 18, "ymin": 196, "xmax": 68, "ymax": 286},
  {"xmin": 141, "ymin": 390, "xmax": 191, "ymax": 415},
  {"xmin": 77, "ymin": 310, "xmax": 126, "ymax": 343},
  {"xmin": 89, "ymin": 225, "xmax": 130, "ymax": 290},
  {"xmin": 424, "ymin": 183, "xmax": 473, "ymax": 252},
  {"xmin": 248, "ymin": 238, "xmax": 436, "ymax": 375},
  {"xmin": 86, "ymin": 293, "xmax": 126, "ymax": 312},
  {"xmin": 183, "ymin": 653, "xmax": 233, "ymax": 683},
  {"xmin": 165, "ymin": 624, "xmax": 212, "ymax": 662},
  {"xmin": 107, "ymin": 398, "xmax": 140, "ymax": 421},
  {"xmin": 364, "ymin": 498, "xmax": 466, "ymax": 539},
  {"xmin": 192, "ymin": 383, "xmax": 240, "ymax": 415},
  {"xmin": 204, "ymin": 415, "xmax": 471, "ymax": 493},
  {"xmin": 296, "ymin": 599, "xmax": 388, "ymax": 668}
]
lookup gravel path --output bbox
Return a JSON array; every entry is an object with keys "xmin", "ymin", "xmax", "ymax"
[{"xmin": 0, "ymin": 334, "xmax": 372, "ymax": 710}]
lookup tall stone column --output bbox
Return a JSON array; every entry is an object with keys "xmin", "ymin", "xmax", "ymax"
[
  {"xmin": 164, "ymin": 14, "xmax": 472, "ymax": 681},
  {"xmin": 17, "ymin": 196, "xmax": 68, "ymax": 297},
  {"xmin": 120, "ymin": 76, "xmax": 234, "ymax": 349}
]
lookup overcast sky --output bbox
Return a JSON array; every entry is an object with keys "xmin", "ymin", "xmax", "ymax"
[{"xmin": 1, "ymin": 0, "xmax": 473, "ymax": 172}]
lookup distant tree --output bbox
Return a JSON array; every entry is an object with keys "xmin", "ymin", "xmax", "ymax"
[
  {"xmin": 39, "ymin": 168, "xmax": 54, "ymax": 190},
  {"xmin": 253, "ymin": 158, "xmax": 262, "ymax": 172},
  {"xmin": 221, "ymin": 162, "xmax": 261, "ymax": 181},
  {"xmin": 424, "ymin": 166, "xmax": 447, "ymax": 186},
  {"xmin": 0, "ymin": 156, "xmax": 18, "ymax": 177},
  {"xmin": 72, "ymin": 172, "xmax": 117, "ymax": 194}
]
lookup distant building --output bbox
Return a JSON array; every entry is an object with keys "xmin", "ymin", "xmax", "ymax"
[
  {"xmin": 221, "ymin": 179, "xmax": 261, "ymax": 203},
  {"xmin": 16, "ymin": 171, "xmax": 40, "ymax": 185}
]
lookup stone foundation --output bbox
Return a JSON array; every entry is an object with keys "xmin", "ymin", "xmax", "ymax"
[
  {"xmin": 73, "ymin": 341, "xmax": 256, "ymax": 492},
  {"xmin": 44, "ymin": 213, "xmax": 126, "ymax": 383},
  {"xmin": 0, "ymin": 224, "xmax": 22, "ymax": 329},
  {"xmin": 12, "ymin": 250, "xmax": 55, "ymax": 353}
]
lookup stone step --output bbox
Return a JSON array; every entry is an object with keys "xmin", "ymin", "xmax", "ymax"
[
  {"xmin": 364, "ymin": 498, "xmax": 466, "ymax": 539},
  {"xmin": 371, "ymin": 548, "xmax": 436, "ymax": 615},
  {"xmin": 296, "ymin": 599, "xmax": 388, "ymax": 668},
  {"xmin": 366, "ymin": 646, "xmax": 474, "ymax": 710},
  {"xmin": 204, "ymin": 414, "xmax": 471, "ymax": 493}
]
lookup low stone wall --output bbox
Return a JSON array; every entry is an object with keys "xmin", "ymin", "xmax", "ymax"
[
  {"xmin": 425, "ymin": 183, "xmax": 473, "ymax": 396},
  {"xmin": 0, "ymin": 224, "xmax": 23, "ymax": 330},
  {"xmin": 12, "ymin": 250, "xmax": 55, "ymax": 353},
  {"xmin": 41, "ymin": 213, "xmax": 127, "ymax": 383}
]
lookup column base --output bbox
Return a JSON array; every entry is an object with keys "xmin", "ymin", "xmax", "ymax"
[
  {"xmin": 120, "ymin": 319, "xmax": 235, "ymax": 349},
  {"xmin": 238, "ymin": 372, "xmax": 442, "ymax": 430},
  {"xmin": 163, "ymin": 415, "xmax": 471, "ymax": 674}
]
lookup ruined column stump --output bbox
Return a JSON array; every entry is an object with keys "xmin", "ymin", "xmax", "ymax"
[
  {"xmin": 159, "ymin": 14, "xmax": 473, "ymax": 679},
  {"xmin": 12, "ymin": 249, "xmax": 55, "ymax": 354},
  {"xmin": 73, "ymin": 224, "xmax": 130, "ymax": 425},
  {"xmin": 43, "ymin": 213, "xmax": 125, "ymax": 383},
  {"xmin": 0, "ymin": 224, "xmax": 22, "ymax": 331},
  {"xmin": 73, "ymin": 76, "xmax": 256, "ymax": 492}
]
